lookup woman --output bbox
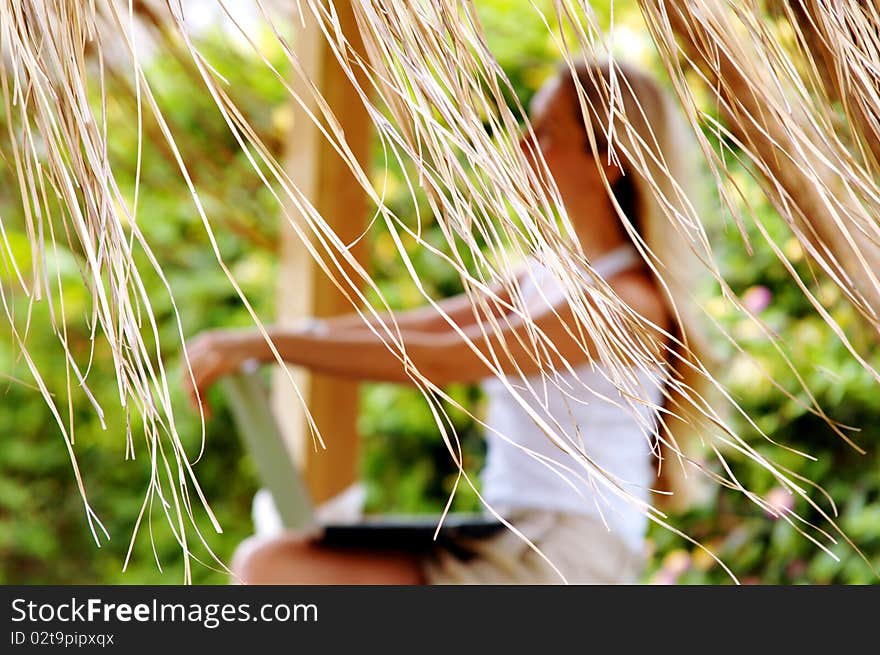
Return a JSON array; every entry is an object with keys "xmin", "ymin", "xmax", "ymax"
[{"xmin": 183, "ymin": 59, "xmax": 710, "ymax": 584}]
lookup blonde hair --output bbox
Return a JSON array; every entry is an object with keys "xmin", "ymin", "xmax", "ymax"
[{"xmin": 561, "ymin": 59, "xmax": 722, "ymax": 510}]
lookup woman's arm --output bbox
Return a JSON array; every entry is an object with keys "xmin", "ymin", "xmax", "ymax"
[
  {"xmin": 324, "ymin": 276, "xmax": 516, "ymax": 333},
  {"xmin": 287, "ymin": 270, "xmax": 668, "ymax": 383},
  {"xmin": 182, "ymin": 270, "xmax": 668, "ymax": 412}
]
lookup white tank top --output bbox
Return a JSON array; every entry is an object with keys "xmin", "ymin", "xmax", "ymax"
[{"xmin": 480, "ymin": 244, "xmax": 665, "ymax": 553}]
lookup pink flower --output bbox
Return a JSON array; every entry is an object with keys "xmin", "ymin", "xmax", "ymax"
[
  {"xmin": 651, "ymin": 570, "xmax": 680, "ymax": 585},
  {"xmin": 764, "ymin": 486, "xmax": 795, "ymax": 519},
  {"xmin": 786, "ymin": 559, "xmax": 807, "ymax": 579},
  {"xmin": 742, "ymin": 285, "xmax": 772, "ymax": 314},
  {"xmin": 652, "ymin": 550, "xmax": 691, "ymax": 585}
]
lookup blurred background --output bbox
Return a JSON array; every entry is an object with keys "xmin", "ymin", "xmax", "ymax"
[{"xmin": 1, "ymin": 0, "xmax": 878, "ymax": 584}]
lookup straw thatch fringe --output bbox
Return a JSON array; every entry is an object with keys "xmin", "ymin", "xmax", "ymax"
[{"xmin": 2, "ymin": 0, "xmax": 878, "ymax": 579}]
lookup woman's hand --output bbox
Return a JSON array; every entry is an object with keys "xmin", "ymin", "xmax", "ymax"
[{"xmin": 181, "ymin": 328, "xmax": 265, "ymax": 416}]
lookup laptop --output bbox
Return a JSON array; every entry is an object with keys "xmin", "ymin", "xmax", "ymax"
[{"xmin": 220, "ymin": 367, "xmax": 504, "ymax": 553}]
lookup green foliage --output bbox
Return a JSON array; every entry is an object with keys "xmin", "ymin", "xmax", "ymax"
[
  {"xmin": 1, "ymin": 4, "xmax": 878, "ymax": 584},
  {"xmin": 0, "ymin": 29, "xmax": 284, "ymax": 584},
  {"xmin": 646, "ymin": 174, "xmax": 880, "ymax": 584}
]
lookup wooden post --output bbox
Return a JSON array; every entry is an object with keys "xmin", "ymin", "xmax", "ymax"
[{"xmin": 273, "ymin": 1, "xmax": 371, "ymax": 503}]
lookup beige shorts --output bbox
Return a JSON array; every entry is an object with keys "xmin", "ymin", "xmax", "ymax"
[{"xmin": 422, "ymin": 509, "xmax": 645, "ymax": 585}]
